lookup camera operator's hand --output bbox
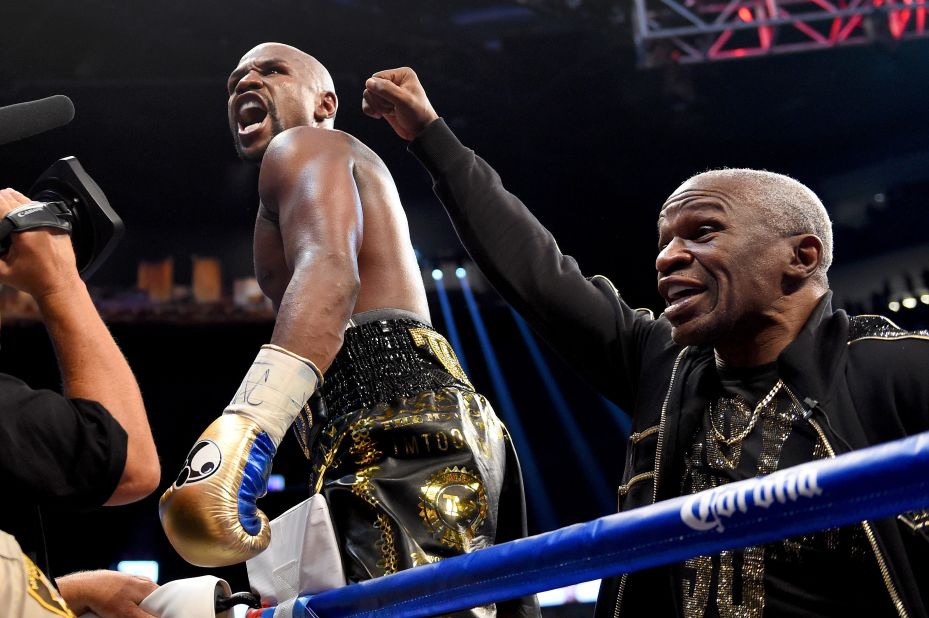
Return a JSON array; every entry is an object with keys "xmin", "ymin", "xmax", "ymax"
[
  {"xmin": 0, "ymin": 187, "xmax": 159, "ymax": 506},
  {"xmin": 0, "ymin": 188, "xmax": 81, "ymax": 300}
]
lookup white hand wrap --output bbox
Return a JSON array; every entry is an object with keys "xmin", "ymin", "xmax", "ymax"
[{"xmin": 224, "ymin": 344, "xmax": 322, "ymax": 445}]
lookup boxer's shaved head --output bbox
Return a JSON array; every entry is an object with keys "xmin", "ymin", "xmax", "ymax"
[
  {"xmin": 238, "ymin": 43, "xmax": 337, "ymax": 114},
  {"xmin": 227, "ymin": 42, "xmax": 338, "ymax": 162}
]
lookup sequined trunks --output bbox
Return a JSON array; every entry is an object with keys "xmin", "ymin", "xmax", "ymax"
[{"xmin": 291, "ymin": 310, "xmax": 533, "ymax": 617}]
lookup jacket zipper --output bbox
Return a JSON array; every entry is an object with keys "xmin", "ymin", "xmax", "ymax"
[
  {"xmin": 806, "ymin": 415, "xmax": 908, "ymax": 618},
  {"xmin": 613, "ymin": 346, "xmax": 688, "ymax": 618}
]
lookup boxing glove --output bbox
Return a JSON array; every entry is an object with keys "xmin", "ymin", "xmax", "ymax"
[{"xmin": 160, "ymin": 344, "xmax": 321, "ymax": 567}]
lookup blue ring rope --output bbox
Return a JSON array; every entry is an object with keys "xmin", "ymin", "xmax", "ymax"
[{"xmin": 260, "ymin": 430, "xmax": 929, "ymax": 618}]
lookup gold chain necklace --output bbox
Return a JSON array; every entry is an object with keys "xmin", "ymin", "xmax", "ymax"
[{"xmin": 711, "ymin": 379, "xmax": 784, "ymax": 448}]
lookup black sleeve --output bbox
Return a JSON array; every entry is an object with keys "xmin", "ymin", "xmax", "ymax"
[
  {"xmin": 848, "ymin": 337, "xmax": 929, "ymax": 439},
  {"xmin": 0, "ymin": 372, "xmax": 128, "ymax": 509},
  {"xmin": 409, "ymin": 119, "xmax": 661, "ymax": 408}
]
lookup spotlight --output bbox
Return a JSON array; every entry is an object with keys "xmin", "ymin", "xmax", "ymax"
[
  {"xmin": 432, "ymin": 268, "xmax": 444, "ymax": 281},
  {"xmin": 889, "ymin": 301, "xmax": 901, "ymax": 312},
  {"xmin": 267, "ymin": 474, "xmax": 286, "ymax": 492},
  {"xmin": 116, "ymin": 560, "xmax": 159, "ymax": 583},
  {"xmin": 920, "ymin": 294, "xmax": 929, "ymax": 305},
  {"xmin": 902, "ymin": 297, "xmax": 918, "ymax": 309},
  {"xmin": 575, "ymin": 580, "xmax": 601, "ymax": 603},
  {"xmin": 455, "ymin": 267, "xmax": 467, "ymax": 279}
]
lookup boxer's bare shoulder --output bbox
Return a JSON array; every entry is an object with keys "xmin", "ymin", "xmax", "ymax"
[{"xmin": 253, "ymin": 126, "xmax": 427, "ymax": 318}]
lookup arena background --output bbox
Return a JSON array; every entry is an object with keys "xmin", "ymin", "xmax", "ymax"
[{"xmin": 1, "ymin": 0, "xmax": 928, "ymax": 614}]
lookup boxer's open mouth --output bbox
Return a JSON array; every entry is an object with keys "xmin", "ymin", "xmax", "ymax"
[{"xmin": 237, "ymin": 99, "xmax": 268, "ymax": 135}]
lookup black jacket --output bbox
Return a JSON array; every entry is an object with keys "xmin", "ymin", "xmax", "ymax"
[{"xmin": 409, "ymin": 118, "xmax": 929, "ymax": 617}]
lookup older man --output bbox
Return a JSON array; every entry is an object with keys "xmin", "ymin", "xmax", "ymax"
[
  {"xmin": 161, "ymin": 44, "xmax": 538, "ymax": 617},
  {"xmin": 363, "ymin": 69, "xmax": 929, "ymax": 617}
]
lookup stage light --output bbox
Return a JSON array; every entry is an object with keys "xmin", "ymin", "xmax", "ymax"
[
  {"xmin": 455, "ymin": 267, "xmax": 467, "ymax": 279},
  {"xmin": 537, "ymin": 580, "xmax": 601, "ymax": 607},
  {"xmin": 432, "ymin": 269, "xmax": 471, "ymax": 377},
  {"xmin": 889, "ymin": 301, "xmax": 901, "ymax": 312},
  {"xmin": 575, "ymin": 580, "xmax": 601, "ymax": 603},
  {"xmin": 116, "ymin": 560, "xmax": 159, "ymax": 583},
  {"xmin": 920, "ymin": 294, "xmax": 929, "ymax": 305},
  {"xmin": 432, "ymin": 268, "xmax": 444, "ymax": 281},
  {"xmin": 268, "ymin": 474, "xmax": 286, "ymax": 492},
  {"xmin": 902, "ymin": 297, "xmax": 918, "ymax": 309},
  {"xmin": 537, "ymin": 587, "xmax": 569, "ymax": 607}
]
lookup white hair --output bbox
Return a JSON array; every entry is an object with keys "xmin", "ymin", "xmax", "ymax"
[{"xmin": 688, "ymin": 168, "xmax": 833, "ymax": 282}]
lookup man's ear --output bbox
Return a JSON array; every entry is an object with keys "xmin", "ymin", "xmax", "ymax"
[
  {"xmin": 315, "ymin": 91, "xmax": 338, "ymax": 122},
  {"xmin": 787, "ymin": 234, "xmax": 823, "ymax": 280}
]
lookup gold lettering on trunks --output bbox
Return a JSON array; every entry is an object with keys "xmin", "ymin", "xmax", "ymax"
[
  {"xmin": 411, "ymin": 551, "xmax": 443, "ymax": 567},
  {"xmin": 381, "ymin": 411, "xmax": 456, "ymax": 431},
  {"xmin": 403, "ymin": 435, "xmax": 419, "ymax": 456},
  {"xmin": 393, "ymin": 430, "xmax": 465, "ymax": 458},
  {"xmin": 408, "ymin": 327, "xmax": 474, "ymax": 388}
]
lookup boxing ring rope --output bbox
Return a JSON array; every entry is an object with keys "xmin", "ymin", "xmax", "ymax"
[{"xmin": 257, "ymin": 430, "xmax": 929, "ymax": 618}]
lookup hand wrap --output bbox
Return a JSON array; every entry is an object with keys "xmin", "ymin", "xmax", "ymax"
[{"xmin": 160, "ymin": 345, "xmax": 321, "ymax": 567}]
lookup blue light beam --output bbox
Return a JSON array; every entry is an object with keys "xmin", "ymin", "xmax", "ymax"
[
  {"xmin": 510, "ymin": 309, "xmax": 614, "ymax": 514},
  {"xmin": 459, "ymin": 273, "xmax": 557, "ymax": 531},
  {"xmin": 432, "ymin": 273, "xmax": 471, "ymax": 377}
]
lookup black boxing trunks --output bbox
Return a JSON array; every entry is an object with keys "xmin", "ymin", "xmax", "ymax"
[{"xmin": 292, "ymin": 309, "xmax": 539, "ymax": 617}]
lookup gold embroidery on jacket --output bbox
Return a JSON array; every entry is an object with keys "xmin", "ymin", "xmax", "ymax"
[{"xmin": 682, "ymin": 391, "xmax": 801, "ymax": 617}]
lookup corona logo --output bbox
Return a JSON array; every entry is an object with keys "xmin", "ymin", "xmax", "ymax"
[{"xmin": 681, "ymin": 468, "xmax": 823, "ymax": 533}]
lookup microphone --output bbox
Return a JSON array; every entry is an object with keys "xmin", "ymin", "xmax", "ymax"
[{"xmin": 0, "ymin": 95, "xmax": 75, "ymax": 147}]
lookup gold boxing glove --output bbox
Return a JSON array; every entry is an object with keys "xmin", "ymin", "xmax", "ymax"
[{"xmin": 160, "ymin": 345, "xmax": 321, "ymax": 567}]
